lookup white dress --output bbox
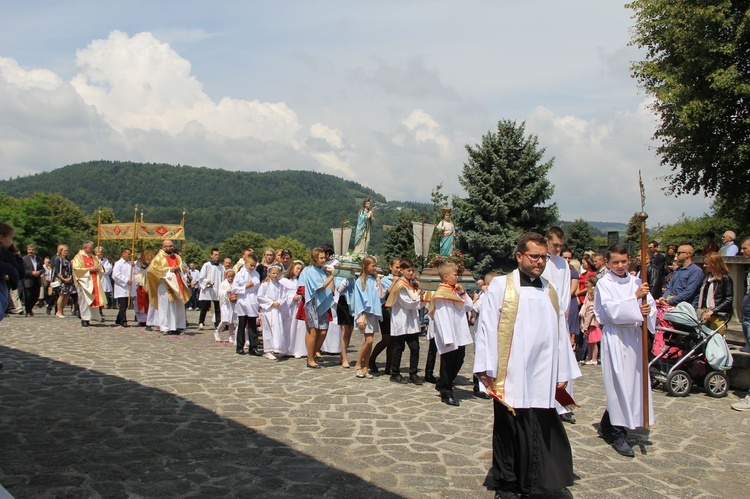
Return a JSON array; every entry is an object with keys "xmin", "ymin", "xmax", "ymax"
[
  {"xmin": 594, "ymin": 271, "xmax": 656, "ymax": 429},
  {"xmin": 280, "ymin": 277, "xmax": 307, "ymax": 357},
  {"xmin": 258, "ymin": 280, "xmax": 286, "ymax": 354},
  {"xmin": 428, "ymin": 291, "xmax": 473, "ymax": 354}
]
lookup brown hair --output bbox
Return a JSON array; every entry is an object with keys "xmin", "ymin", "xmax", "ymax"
[{"xmin": 704, "ymin": 252, "xmax": 730, "ymax": 280}]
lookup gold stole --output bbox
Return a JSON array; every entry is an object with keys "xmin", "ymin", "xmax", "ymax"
[
  {"xmin": 384, "ymin": 278, "xmax": 418, "ymax": 308},
  {"xmin": 428, "ymin": 283, "xmax": 465, "ymax": 315},
  {"xmin": 488, "ymin": 271, "xmax": 559, "ymax": 415}
]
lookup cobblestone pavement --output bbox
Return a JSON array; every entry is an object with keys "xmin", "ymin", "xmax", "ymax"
[{"xmin": 1, "ymin": 311, "xmax": 749, "ymax": 498}]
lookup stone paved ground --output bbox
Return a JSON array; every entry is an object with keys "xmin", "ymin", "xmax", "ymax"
[{"xmin": 1, "ymin": 311, "xmax": 749, "ymax": 498}]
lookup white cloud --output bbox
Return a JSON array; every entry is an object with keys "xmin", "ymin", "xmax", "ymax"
[{"xmin": 526, "ymin": 101, "xmax": 712, "ymax": 225}]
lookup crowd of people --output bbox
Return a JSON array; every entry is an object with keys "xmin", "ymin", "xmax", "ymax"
[{"xmin": 3, "ymin": 218, "xmax": 750, "ymax": 498}]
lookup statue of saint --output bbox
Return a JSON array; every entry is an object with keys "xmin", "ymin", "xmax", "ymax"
[
  {"xmin": 353, "ymin": 199, "xmax": 373, "ymax": 255},
  {"xmin": 436, "ymin": 206, "xmax": 456, "ymax": 257}
]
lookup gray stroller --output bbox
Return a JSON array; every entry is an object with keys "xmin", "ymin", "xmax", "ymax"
[{"xmin": 649, "ymin": 302, "xmax": 733, "ymax": 397}]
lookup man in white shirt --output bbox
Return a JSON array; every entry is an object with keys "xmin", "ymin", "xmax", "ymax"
[
  {"xmin": 198, "ymin": 248, "xmax": 223, "ymax": 329},
  {"xmin": 112, "ymin": 248, "xmax": 136, "ymax": 327},
  {"xmin": 718, "ymin": 230, "xmax": 739, "ymax": 257}
]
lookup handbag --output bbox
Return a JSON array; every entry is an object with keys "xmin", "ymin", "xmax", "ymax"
[{"xmin": 50, "ymin": 258, "xmax": 62, "ymax": 288}]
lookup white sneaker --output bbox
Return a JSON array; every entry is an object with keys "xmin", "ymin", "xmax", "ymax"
[
  {"xmin": 585, "ymin": 360, "xmax": 598, "ymax": 365},
  {"xmin": 731, "ymin": 394, "xmax": 750, "ymax": 411},
  {"xmin": 228, "ymin": 336, "xmax": 236, "ymax": 345},
  {"xmin": 263, "ymin": 352, "xmax": 277, "ymax": 360},
  {"xmin": 214, "ymin": 332, "xmax": 221, "ymax": 342},
  {"xmin": 198, "ymin": 323, "xmax": 204, "ymax": 330}
]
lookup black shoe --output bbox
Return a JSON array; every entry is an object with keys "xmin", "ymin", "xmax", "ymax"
[
  {"xmin": 145, "ymin": 326, "xmax": 153, "ymax": 331},
  {"xmin": 166, "ymin": 330, "xmax": 180, "ymax": 335},
  {"xmin": 473, "ymin": 391, "xmax": 491, "ymax": 400},
  {"xmin": 424, "ymin": 374, "xmax": 437, "ymax": 384},
  {"xmin": 494, "ymin": 490, "xmax": 520, "ymax": 499},
  {"xmin": 441, "ymin": 395, "xmax": 460, "ymax": 407},
  {"xmin": 390, "ymin": 375, "xmax": 409, "ymax": 384},
  {"xmin": 249, "ymin": 349, "xmax": 263, "ymax": 357},
  {"xmin": 138, "ymin": 322, "xmax": 146, "ymax": 327},
  {"xmin": 236, "ymin": 350, "xmax": 247, "ymax": 355},
  {"xmin": 306, "ymin": 363, "xmax": 322, "ymax": 369},
  {"xmin": 121, "ymin": 322, "xmax": 129, "ymax": 328},
  {"xmin": 560, "ymin": 412, "xmax": 576, "ymax": 424},
  {"xmin": 81, "ymin": 320, "xmax": 90, "ymax": 327},
  {"xmin": 409, "ymin": 374, "xmax": 424, "ymax": 385},
  {"xmin": 368, "ymin": 364, "xmax": 379, "ymax": 374},
  {"xmin": 46, "ymin": 308, "xmax": 52, "ymax": 315},
  {"xmin": 597, "ymin": 426, "xmax": 614, "ymax": 444},
  {"xmin": 612, "ymin": 438, "xmax": 634, "ymax": 457}
]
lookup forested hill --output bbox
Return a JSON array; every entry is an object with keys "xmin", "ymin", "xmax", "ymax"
[{"xmin": 0, "ymin": 161, "xmax": 429, "ymax": 251}]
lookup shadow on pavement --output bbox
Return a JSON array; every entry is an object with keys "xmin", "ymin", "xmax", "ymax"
[{"xmin": 0, "ymin": 345, "xmax": 401, "ymax": 498}]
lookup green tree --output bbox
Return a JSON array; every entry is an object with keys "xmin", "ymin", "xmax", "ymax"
[
  {"xmin": 628, "ymin": 0, "xmax": 750, "ymax": 219},
  {"xmin": 626, "ymin": 213, "xmax": 641, "ymax": 247},
  {"xmin": 180, "ymin": 241, "xmax": 207, "ymax": 265},
  {"xmin": 0, "ymin": 193, "xmax": 72, "ymax": 257},
  {"xmin": 453, "ymin": 120, "xmax": 558, "ymax": 275},
  {"xmin": 264, "ymin": 235, "xmax": 309, "ymax": 263},
  {"xmin": 382, "ymin": 209, "xmax": 419, "ymax": 266},
  {"xmin": 564, "ymin": 219, "xmax": 596, "ymax": 258},
  {"xmin": 218, "ymin": 231, "xmax": 267, "ymax": 262},
  {"xmin": 659, "ymin": 212, "xmax": 735, "ymax": 249}
]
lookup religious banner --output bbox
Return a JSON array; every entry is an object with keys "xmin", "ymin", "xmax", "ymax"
[
  {"xmin": 98, "ymin": 223, "xmax": 136, "ymax": 240},
  {"xmin": 136, "ymin": 223, "xmax": 185, "ymax": 240},
  {"xmin": 412, "ymin": 221, "xmax": 436, "ymax": 257},
  {"xmin": 331, "ymin": 227, "xmax": 353, "ymax": 256}
]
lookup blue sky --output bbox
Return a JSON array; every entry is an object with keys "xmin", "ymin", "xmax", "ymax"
[{"xmin": 0, "ymin": 1, "xmax": 713, "ymax": 225}]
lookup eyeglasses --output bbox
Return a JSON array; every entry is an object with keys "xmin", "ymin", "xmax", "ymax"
[{"xmin": 522, "ymin": 253, "xmax": 549, "ymax": 263}]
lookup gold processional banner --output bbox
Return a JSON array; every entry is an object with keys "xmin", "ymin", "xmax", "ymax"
[{"xmin": 99, "ymin": 223, "xmax": 185, "ymax": 241}]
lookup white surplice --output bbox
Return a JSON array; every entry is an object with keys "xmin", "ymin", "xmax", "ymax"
[
  {"xmin": 112, "ymin": 258, "xmax": 136, "ymax": 299},
  {"xmin": 542, "ymin": 254, "xmax": 577, "ymax": 413},
  {"xmin": 217, "ymin": 279, "xmax": 236, "ymax": 324},
  {"xmin": 232, "ymin": 268, "xmax": 260, "ymax": 317},
  {"xmin": 390, "ymin": 287, "xmax": 421, "ymax": 336},
  {"xmin": 594, "ymin": 270, "xmax": 656, "ymax": 429},
  {"xmin": 198, "ymin": 261, "xmax": 224, "ymax": 301},
  {"xmin": 428, "ymin": 291, "xmax": 473, "ymax": 354},
  {"xmin": 100, "ymin": 258, "xmax": 113, "ymax": 294},
  {"xmin": 473, "ymin": 271, "xmax": 581, "ymax": 409}
]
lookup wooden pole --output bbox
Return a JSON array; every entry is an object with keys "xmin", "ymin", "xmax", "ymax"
[
  {"xmin": 638, "ymin": 171, "xmax": 650, "ymax": 430},
  {"xmin": 128, "ymin": 204, "xmax": 138, "ymax": 309},
  {"xmin": 96, "ymin": 210, "xmax": 101, "ymax": 249}
]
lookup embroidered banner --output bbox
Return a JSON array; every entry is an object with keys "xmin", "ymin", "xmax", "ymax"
[{"xmin": 99, "ymin": 223, "xmax": 185, "ymax": 240}]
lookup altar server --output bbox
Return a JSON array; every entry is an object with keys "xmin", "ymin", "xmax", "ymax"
[{"xmin": 594, "ymin": 244, "xmax": 656, "ymax": 457}]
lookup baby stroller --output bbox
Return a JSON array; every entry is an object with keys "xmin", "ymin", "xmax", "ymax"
[{"xmin": 649, "ymin": 302, "xmax": 733, "ymax": 397}]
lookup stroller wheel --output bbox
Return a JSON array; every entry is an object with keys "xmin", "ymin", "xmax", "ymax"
[
  {"xmin": 666, "ymin": 370, "xmax": 692, "ymax": 397},
  {"xmin": 703, "ymin": 371, "xmax": 729, "ymax": 398}
]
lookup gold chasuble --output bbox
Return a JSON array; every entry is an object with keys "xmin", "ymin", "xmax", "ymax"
[
  {"xmin": 487, "ymin": 270, "xmax": 560, "ymax": 414},
  {"xmin": 384, "ymin": 278, "xmax": 419, "ymax": 309},
  {"xmin": 71, "ymin": 250, "xmax": 105, "ymax": 307},
  {"xmin": 428, "ymin": 283, "xmax": 465, "ymax": 314},
  {"xmin": 146, "ymin": 250, "xmax": 191, "ymax": 309}
]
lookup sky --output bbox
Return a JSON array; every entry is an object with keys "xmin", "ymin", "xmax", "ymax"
[{"xmin": 0, "ymin": 1, "xmax": 713, "ymax": 226}]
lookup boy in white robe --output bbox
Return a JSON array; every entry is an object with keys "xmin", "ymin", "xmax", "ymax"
[
  {"xmin": 257, "ymin": 265, "xmax": 286, "ymax": 359},
  {"xmin": 387, "ymin": 258, "xmax": 423, "ymax": 385},
  {"xmin": 429, "ymin": 262, "xmax": 473, "ymax": 406},
  {"xmin": 541, "ymin": 226, "xmax": 578, "ymax": 424},
  {"xmin": 594, "ymin": 244, "xmax": 656, "ymax": 457},
  {"xmin": 232, "ymin": 255, "xmax": 261, "ymax": 356},
  {"xmin": 474, "ymin": 232, "xmax": 579, "ymax": 497},
  {"xmin": 215, "ymin": 270, "xmax": 237, "ymax": 343}
]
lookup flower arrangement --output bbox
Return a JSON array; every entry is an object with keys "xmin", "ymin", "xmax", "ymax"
[
  {"xmin": 427, "ymin": 251, "xmax": 471, "ymax": 271},
  {"xmin": 334, "ymin": 252, "xmax": 363, "ymax": 264}
]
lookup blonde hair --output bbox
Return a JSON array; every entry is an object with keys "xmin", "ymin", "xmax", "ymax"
[
  {"xmin": 438, "ymin": 262, "xmax": 457, "ymax": 279},
  {"xmin": 704, "ymin": 252, "xmax": 730, "ymax": 280},
  {"xmin": 360, "ymin": 256, "xmax": 377, "ymax": 290},
  {"xmin": 264, "ymin": 265, "xmax": 283, "ymax": 283},
  {"xmin": 56, "ymin": 244, "xmax": 68, "ymax": 256}
]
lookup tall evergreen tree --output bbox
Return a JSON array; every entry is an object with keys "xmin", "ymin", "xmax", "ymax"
[
  {"xmin": 382, "ymin": 209, "xmax": 419, "ymax": 265},
  {"xmin": 564, "ymin": 218, "xmax": 596, "ymax": 258},
  {"xmin": 453, "ymin": 120, "xmax": 558, "ymax": 275}
]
